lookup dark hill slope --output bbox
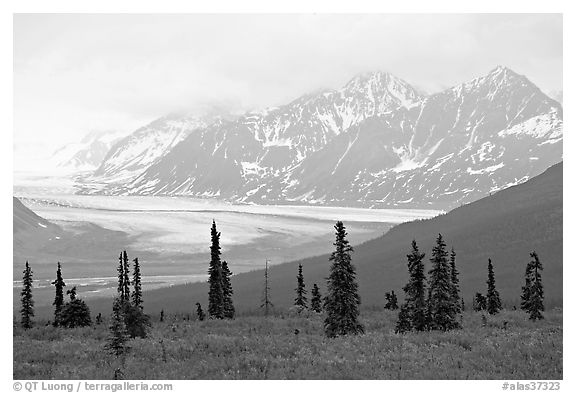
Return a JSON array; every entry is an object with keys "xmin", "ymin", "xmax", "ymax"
[
  {"xmin": 13, "ymin": 197, "xmax": 59, "ymax": 235},
  {"xmin": 76, "ymin": 163, "xmax": 562, "ymax": 317}
]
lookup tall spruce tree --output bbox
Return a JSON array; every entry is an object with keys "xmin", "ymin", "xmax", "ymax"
[
  {"xmin": 311, "ymin": 283, "xmax": 322, "ymax": 313},
  {"xmin": 117, "ymin": 252, "xmax": 125, "ymax": 302},
  {"xmin": 520, "ymin": 262, "xmax": 532, "ymax": 311},
  {"xmin": 20, "ymin": 261, "xmax": 34, "ymax": 329},
  {"xmin": 427, "ymin": 234, "xmax": 460, "ymax": 330},
  {"xmin": 400, "ymin": 240, "xmax": 427, "ymax": 331},
  {"xmin": 486, "ymin": 259, "xmax": 502, "ymax": 315},
  {"xmin": 115, "ymin": 252, "xmax": 149, "ymax": 338},
  {"xmin": 51, "ymin": 262, "xmax": 66, "ymax": 326},
  {"xmin": 127, "ymin": 256, "xmax": 150, "ymax": 338},
  {"xmin": 261, "ymin": 259, "xmax": 273, "ymax": 316},
  {"xmin": 221, "ymin": 261, "xmax": 235, "ymax": 319},
  {"xmin": 132, "ymin": 258, "xmax": 142, "ymax": 310},
  {"xmin": 449, "ymin": 248, "xmax": 462, "ymax": 314},
  {"xmin": 122, "ymin": 251, "xmax": 131, "ymax": 303},
  {"xmin": 294, "ymin": 264, "xmax": 308, "ymax": 310},
  {"xmin": 324, "ymin": 221, "xmax": 364, "ymax": 338},
  {"xmin": 521, "ymin": 252, "xmax": 544, "ymax": 320},
  {"xmin": 529, "ymin": 252, "xmax": 544, "ymax": 320},
  {"xmin": 207, "ymin": 220, "xmax": 224, "ymax": 319}
]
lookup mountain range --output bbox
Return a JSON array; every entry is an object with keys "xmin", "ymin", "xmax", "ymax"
[{"xmin": 78, "ymin": 66, "xmax": 562, "ymax": 209}]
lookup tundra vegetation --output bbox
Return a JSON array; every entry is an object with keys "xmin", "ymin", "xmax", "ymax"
[{"xmin": 14, "ymin": 221, "xmax": 560, "ymax": 380}]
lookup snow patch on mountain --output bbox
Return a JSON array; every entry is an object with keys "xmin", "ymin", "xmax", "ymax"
[
  {"xmin": 467, "ymin": 163, "xmax": 505, "ymax": 175},
  {"xmin": 498, "ymin": 110, "xmax": 562, "ymax": 139}
]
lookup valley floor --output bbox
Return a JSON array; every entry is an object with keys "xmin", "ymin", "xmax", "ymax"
[{"xmin": 13, "ymin": 309, "xmax": 562, "ymax": 380}]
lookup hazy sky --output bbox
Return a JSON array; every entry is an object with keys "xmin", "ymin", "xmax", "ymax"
[{"xmin": 14, "ymin": 13, "xmax": 562, "ymax": 168}]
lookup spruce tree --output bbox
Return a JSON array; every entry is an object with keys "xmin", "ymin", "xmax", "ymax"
[
  {"xmin": 122, "ymin": 251, "xmax": 131, "ymax": 303},
  {"xmin": 260, "ymin": 259, "xmax": 274, "ymax": 316},
  {"xmin": 294, "ymin": 264, "xmax": 308, "ymax": 311},
  {"xmin": 132, "ymin": 258, "xmax": 142, "ymax": 310},
  {"xmin": 529, "ymin": 252, "xmax": 544, "ymax": 321},
  {"xmin": 207, "ymin": 220, "xmax": 224, "ymax": 319},
  {"xmin": 221, "ymin": 261, "xmax": 235, "ymax": 319},
  {"xmin": 310, "ymin": 283, "xmax": 322, "ymax": 313},
  {"xmin": 114, "ymin": 252, "xmax": 149, "ymax": 338},
  {"xmin": 196, "ymin": 302, "xmax": 206, "ymax": 321},
  {"xmin": 521, "ymin": 252, "xmax": 544, "ymax": 320},
  {"xmin": 106, "ymin": 297, "xmax": 129, "ymax": 356},
  {"xmin": 449, "ymin": 248, "xmax": 461, "ymax": 315},
  {"xmin": 124, "ymin": 255, "xmax": 150, "ymax": 338},
  {"xmin": 427, "ymin": 234, "xmax": 460, "ymax": 330},
  {"xmin": 520, "ymin": 262, "xmax": 532, "ymax": 311},
  {"xmin": 51, "ymin": 262, "xmax": 66, "ymax": 327},
  {"xmin": 117, "ymin": 252, "xmax": 125, "ymax": 302},
  {"xmin": 395, "ymin": 303, "xmax": 412, "ymax": 334},
  {"xmin": 486, "ymin": 259, "xmax": 502, "ymax": 315},
  {"xmin": 20, "ymin": 261, "xmax": 34, "ymax": 329},
  {"xmin": 60, "ymin": 286, "xmax": 92, "ymax": 328},
  {"xmin": 324, "ymin": 221, "xmax": 364, "ymax": 338},
  {"xmin": 400, "ymin": 240, "xmax": 427, "ymax": 331},
  {"xmin": 123, "ymin": 303, "xmax": 150, "ymax": 338}
]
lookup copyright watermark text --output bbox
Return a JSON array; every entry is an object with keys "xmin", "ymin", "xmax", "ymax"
[{"xmin": 13, "ymin": 382, "xmax": 173, "ymax": 393}]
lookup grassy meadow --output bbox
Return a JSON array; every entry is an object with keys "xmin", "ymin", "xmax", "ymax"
[{"xmin": 13, "ymin": 308, "xmax": 562, "ymax": 380}]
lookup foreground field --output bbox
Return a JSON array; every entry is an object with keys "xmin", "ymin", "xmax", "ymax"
[{"xmin": 13, "ymin": 309, "xmax": 562, "ymax": 380}]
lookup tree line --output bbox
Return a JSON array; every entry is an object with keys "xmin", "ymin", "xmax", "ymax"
[{"xmin": 19, "ymin": 220, "xmax": 546, "ymax": 343}]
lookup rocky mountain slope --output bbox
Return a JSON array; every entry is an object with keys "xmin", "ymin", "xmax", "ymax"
[
  {"xmin": 113, "ymin": 67, "xmax": 561, "ymax": 209},
  {"xmin": 98, "ymin": 72, "xmax": 423, "ymax": 197},
  {"xmin": 274, "ymin": 66, "xmax": 562, "ymax": 208},
  {"xmin": 85, "ymin": 113, "xmax": 216, "ymax": 187}
]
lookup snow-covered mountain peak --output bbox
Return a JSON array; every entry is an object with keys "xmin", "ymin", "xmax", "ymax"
[
  {"xmin": 344, "ymin": 70, "xmax": 396, "ymax": 87},
  {"xmin": 486, "ymin": 65, "xmax": 531, "ymax": 85},
  {"xmin": 342, "ymin": 71, "xmax": 422, "ymax": 109},
  {"xmin": 454, "ymin": 66, "xmax": 535, "ymax": 96}
]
